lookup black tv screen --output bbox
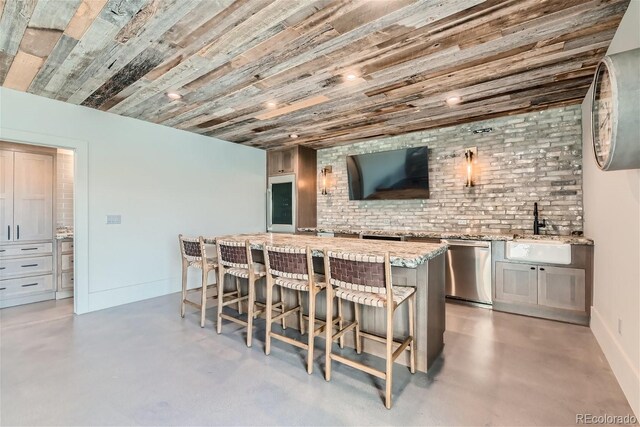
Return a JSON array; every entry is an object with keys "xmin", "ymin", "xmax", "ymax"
[{"xmin": 347, "ymin": 146, "xmax": 430, "ymax": 200}]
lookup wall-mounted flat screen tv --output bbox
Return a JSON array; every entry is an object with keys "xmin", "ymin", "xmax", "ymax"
[{"xmin": 347, "ymin": 146, "xmax": 430, "ymax": 200}]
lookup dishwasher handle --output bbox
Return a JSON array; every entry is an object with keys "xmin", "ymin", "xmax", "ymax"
[{"xmin": 441, "ymin": 239, "xmax": 490, "ymax": 248}]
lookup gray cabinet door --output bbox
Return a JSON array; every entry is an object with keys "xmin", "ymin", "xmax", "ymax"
[
  {"xmin": 0, "ymin": 150, "xmax": 14, "ymax": 243},
  {"xmin": 13, "ymin": 152, "xmax": 53, "ymax": 241},
  {"xmin": 538, "ymin": 266, "xmax": 585, "ymax": 311},
  {"xmin": 495, "ymin": 261, "xmax": 538, "ymax": 304}
]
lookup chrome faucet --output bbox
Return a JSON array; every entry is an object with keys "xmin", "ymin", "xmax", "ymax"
[{"xmin": 533, "ymin": 202, "xmax": 546, "ymax": 235}]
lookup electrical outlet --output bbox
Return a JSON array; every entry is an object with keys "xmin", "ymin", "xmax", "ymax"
[
  {"xmin": 618, "ymin": 318, "xmax": 622, "ymax": 335},
  {"xmin": 106, "ymin": 215, "xmax": 122, "ymax": 225}
]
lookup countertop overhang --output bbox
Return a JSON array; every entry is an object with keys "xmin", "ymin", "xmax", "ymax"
[{"xmin": 299, "ymin": 228, "xmax": 594, "ymax": 246}]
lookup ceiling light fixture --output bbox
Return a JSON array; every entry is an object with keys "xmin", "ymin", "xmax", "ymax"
[
  {"xmin": 472, "ymin": 127, "xmax": 493, "ymax": 134},
  {"xmin": 446, "ymin": 95, "xmax": 461, "ymax": 105},
  {"xmin": 346, "ymin": 74, "xmax": 357, "ymax": 81},
  {"xmin": 166, "ymin": 92, "xmax": 182, "ymax": 100},
  {"xmin": 289, "ymin": 133, "xmax": 299, "ymax": 139},
  {"xmin": 267, "ymin": 101, "xmax": 277, "ymax": 108}
]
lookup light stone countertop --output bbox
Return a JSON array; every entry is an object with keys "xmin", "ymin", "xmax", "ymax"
[
  {"xmin": 299, "ymin": 227, "xmax": 594, "ymax": 246},
  {"xmin": 210, "ymin": 233, "xmax": 447, "ymax": 268},
  {"xmin": 55, "ymin": 233, "xmax": 74, "ymax": 240}
]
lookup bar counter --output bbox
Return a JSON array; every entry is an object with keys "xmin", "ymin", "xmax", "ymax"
[{"xmin": 209, "ymin": 233, "xmax": 447, "ymax": 373}]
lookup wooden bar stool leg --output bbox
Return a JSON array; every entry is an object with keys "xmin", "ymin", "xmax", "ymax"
[
  {"xmin": 280, "ymin": 286, "xmax": 287, "ymax": 329},
  {"xmin": 180, "ymin": 261, "xmax": 188, "ymax": 318},
  {"xmin": 354, "ymin": 302, "xmax": 362, "ymax": 354},
  {"xmin": 200, "ymin": 267, "xmax": 207, "ymax": 328},
  {"xmin": 337, "ymin": 297, "xmax": 345, "ymax": 349},
  {"xmin": 297, "ymin": 290, "xmax": 304, "ymax": 335},
  {"xmin": 216, "ymin": 269, "xmax": 225, "ymax": 334},
  {"xmin": 324, "ymin": 286, "xmax": 333, "ymax": 381},
  {"xmin": 307, "ymin": 288, "xmax": 316, "ymax": 374},
  {"xmin": 246, "ymin": 275, "xmax": 255, "ymax": 347},
  {"xmin": 409, "ymin": 294, "xmax": 416, "ymax": 374},
  {"xmin": 385, "ymin": 307, "xmax": 394, "ymax": 410},
  {"xmin": 265, "ymin": 278, "xmax": 274, "ymax": 355},
  {"xmin": 235, "ymin": 277, "xmax": 242, "ymax": 314}
]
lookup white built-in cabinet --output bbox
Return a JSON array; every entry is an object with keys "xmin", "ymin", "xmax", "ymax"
[
  {"xmin": 0, "ymin": 150, "xmax": 14, "ymax": 243},
  {"xmin": 55, "ymin": 238, "xmax": 74, "ymax": 299},
  {"xmin": 0, "ymin": 146, "xmax": 55, "ymax": 308},
  {"xmin": 0, "ymin": 150, "xmax": 53, "ymax": 242}
]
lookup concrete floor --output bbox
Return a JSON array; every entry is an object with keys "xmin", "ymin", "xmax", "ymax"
[{"xmin": 0, "ymin": 294, "xmax": 634, "ymax": 426}]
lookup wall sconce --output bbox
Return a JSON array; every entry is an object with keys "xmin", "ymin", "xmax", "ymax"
[
  {"xmin": 464, "ymin": 148, "xmax": 477, "ymax": 187},
  {"xmin": 321, "ymin": 166, "xmax": 332, "ymax": 195}
]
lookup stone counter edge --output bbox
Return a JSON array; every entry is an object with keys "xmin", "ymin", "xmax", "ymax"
[{"xmin": 299, "ymin": 228, "xmax": 594, "ymax": 246}]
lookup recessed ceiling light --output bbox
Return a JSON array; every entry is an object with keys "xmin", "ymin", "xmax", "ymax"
[
  {"xmin": 267, "ymin": 101, "xmax": 277, "ymax": 108},
  {"xmin": 166, "ymin": 92, "xmax": 182, "ymax": 100},
  {"xmin": 345, "ymin": 74, "xmax": 357, "ymax": 81},
  {"xmin": 289, "ymin": 133, "xmax": 299, "ymax": 139},
  {"xmin": 446, "ymin": 95, "xmax": 461, "ymax": 105}
]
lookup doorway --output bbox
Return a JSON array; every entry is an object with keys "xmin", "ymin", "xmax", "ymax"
[
  {"xmin": 0, "ymin": 142, "xmax": 75, "ymax": 311},
  {"xmin": 0, "ymin": 128, "xmax": 89, "ymax": 314}
]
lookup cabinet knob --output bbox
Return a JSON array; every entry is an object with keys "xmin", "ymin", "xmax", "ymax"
[
  {"xmin": 539, "ymin": 267, "xmax": 545, "ymax": 271},
  {"xmin": 530, "ymin": 267, "xmax": 535, "ymax": 270}
]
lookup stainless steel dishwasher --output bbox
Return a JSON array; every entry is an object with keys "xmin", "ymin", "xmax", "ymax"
[{"xmin": 442, "ymin": 239, "xmax": 492, "ymax": 305}]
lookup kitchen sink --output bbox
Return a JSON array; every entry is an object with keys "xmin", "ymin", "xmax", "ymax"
[{"xmin": 506, "ymin": 239, "xmax": 572, "ymax": 265}]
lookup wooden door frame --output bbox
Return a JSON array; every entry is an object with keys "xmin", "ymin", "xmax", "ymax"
[{"xmin": 0, "ymin": 128, "xmax": 89, "ymax": 314}]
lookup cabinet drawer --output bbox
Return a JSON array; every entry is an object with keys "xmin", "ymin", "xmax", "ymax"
[
  {"xmin": 61, "ymin": 241, "xmax": 73, "ymax": 253},
  {"xmin": 0, "ymin": 256, "xmax": 53, "ymax": 278},
  {"xmin": 0, "ymin": 242, "xmax": 53, "ymax": 258},
  {"xmin": 61, "ymin": 254, "xmax": 74, "ymax": 270},
  {"xmin": 60, "ymin": 271, "xmax": 74, "ymax": 290},
  {"xmin": 0, "ymin": 275, "xmax": 54, "ymax": 299}
]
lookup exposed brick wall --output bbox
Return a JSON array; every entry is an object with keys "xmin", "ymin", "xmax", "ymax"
[{"xmin": 317, "ymin": 105, "xmax": 583, "ymax": 236}]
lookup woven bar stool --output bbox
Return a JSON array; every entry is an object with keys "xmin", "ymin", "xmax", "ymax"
[
  {"xmin": 216, "ymin": 239, "xmax": 285, "ymax": 347},
  {"xmin": 323, "ymin": 250, "xmax": 416, "ymax": 409},
  {"xmin": 263, "ymin": 244, "xmax": 331, "ymax": 374},
  {"xmin": 178, "ymin": 235, "xmax": 222, "ymax": 328}
]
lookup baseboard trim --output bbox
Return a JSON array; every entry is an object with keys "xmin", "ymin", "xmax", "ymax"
[
  {"xmin": 0, "ymin": 291, "xmax": 55, "ymax": 308},
  {"xmin": 591, "ymin": 306, "xmax": 640, "ymax": 417},
  {"xmin": 87, "ymin": 278, "xmax": 180, "ymax": 312}
]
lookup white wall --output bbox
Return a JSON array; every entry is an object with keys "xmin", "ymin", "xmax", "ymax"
[
  {"xmin": 0, "ymin": 87, "xmax": 266, "ymax": 313},
  {"xmin": 582, "ymin": 1, "xmax": 640, "ymax": 416}
]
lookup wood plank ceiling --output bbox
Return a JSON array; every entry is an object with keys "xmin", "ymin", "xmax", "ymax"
[{"xmin": 0, "ymin": 0, "xmax": 630, "ymax": 150}]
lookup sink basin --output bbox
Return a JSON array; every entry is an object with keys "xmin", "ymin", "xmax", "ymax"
[{"xmin": 506, "ymin": 239, "xmax": 571, "ymax": 264}]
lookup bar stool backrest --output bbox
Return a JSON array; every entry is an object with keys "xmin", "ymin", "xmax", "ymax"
[
  {"xmin": 179, "ymin": 235, "xmax": 205, "ymax": 262},
  {"xmin": 217, "ymin": 239, "xmax": 251, "ymax": 269},
  {"xmin": 264, "ymin": 245, "xmax": 312, "ymax": 280},
  {"xmin": 325, "ymin": 251, "xmax": 391, "ymax": 295}
]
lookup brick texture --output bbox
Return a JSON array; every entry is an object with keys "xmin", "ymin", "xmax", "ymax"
[
  {"xmin": 317, "ymin": 106, "xmax": 583, "ymax": 236},
  {"xmin": 56, "ymin": 149, "xmax": 74, "ymax": 228}
]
